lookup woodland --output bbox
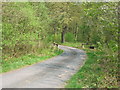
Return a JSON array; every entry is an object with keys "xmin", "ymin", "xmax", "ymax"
[{"xmin": 2, "ymin": 2, "xmax": 119, "ymax": 88}]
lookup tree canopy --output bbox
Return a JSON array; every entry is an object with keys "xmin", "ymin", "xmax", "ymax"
[{"xmin": 2, "ymin": 2, "xmax": 119, "ymax": 88}]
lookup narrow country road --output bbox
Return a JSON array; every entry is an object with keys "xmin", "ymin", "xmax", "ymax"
[{"xmin": 1, "ymin": 45, "xmax": 86, "ymax": 88}]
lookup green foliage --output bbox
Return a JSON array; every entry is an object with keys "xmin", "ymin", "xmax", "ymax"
[
  {"xmin": 65, "ymin": 32, "xmax": 75, "ymax": 42},
  {"xmin": 2, "ymin": 2, "xmax": 51, "ymax": 58},
  {"xmin": 2, "ymin": 2, "xmax": 118, "ymax": 88},
  {"xmin": 1, "ymin": 47, "xmax": 63, "ymax": 73},
  {"xmin": 64, "ymin": 43, "xmax": 118, "ymax": 88},
  {"xmin": 46, "ymin": 34, "xmax": 61, "ymax": 43}
]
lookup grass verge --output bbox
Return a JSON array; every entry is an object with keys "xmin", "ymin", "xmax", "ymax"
[
  {"xmin": 62, "ymin": 42, "xmax": 118, "ymax": 88},
  {"xmin": 1, "ymin": 47, "xmax": 63, "ymax": 73},
  {"xmin": 65, "ymin": 50, "xmax": 104, "ymax": 88}
]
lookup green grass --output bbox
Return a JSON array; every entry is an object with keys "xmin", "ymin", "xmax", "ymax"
[
  {"xmin": 1, "ymin": 48, "xmax": 63, "ymax": 73},
  {"xmin": 62, "ymin": 42, "xmax": 82, "ymax": 48},
  {"xmin": 65, "ymin": 50, "xmax": 104, "ymax": 88},
  {"xmin": 62, "ymin": 42, "xmax": 118, "ymax": 88},
  {"xmin": 62, "ymin": 42, "xmax": 91, "ymax": 49}
]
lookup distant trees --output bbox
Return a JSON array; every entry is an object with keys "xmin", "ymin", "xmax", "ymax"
[
  {"xmin": 2, "ymin": 2, "xmax": 118, "ymax": 60},
  {"xmin": 46, "ymin": 3, "xmax": 118, "ymax": 86},
  {"xmin": 46, "ymin": 3, "xmax": 71, "ymax": 43},
  {"xmin": 2, "ymin": 2, "xmax": 118, "ymax": 87}
]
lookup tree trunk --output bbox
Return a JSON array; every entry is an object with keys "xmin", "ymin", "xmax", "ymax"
[
  {"xmin": 61, "ymin": 30, "xmax": 65, "ymax": 43},
  {"xmin": 61, "ymin": 26, "xmax": 67, "ymax": 43},
  {"xmin": 75, "ymin": 23, "xmax": 78, "ymax": 41}
]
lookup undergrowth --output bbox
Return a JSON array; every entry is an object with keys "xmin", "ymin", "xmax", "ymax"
[
  {"xmin": 63, "ymin": 42, "xmax": 118, "ymax": 88},
  {"xmin": 1, "ymin": 46, "xmax": 63, "ymax": 73}
]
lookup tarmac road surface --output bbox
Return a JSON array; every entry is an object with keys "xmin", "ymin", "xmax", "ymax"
[{"xmin": 1, "ymin": 45, "xmax": 86, "ymax": 88}]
